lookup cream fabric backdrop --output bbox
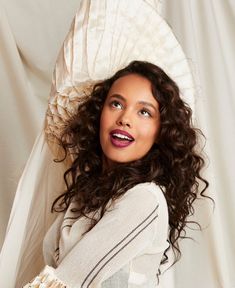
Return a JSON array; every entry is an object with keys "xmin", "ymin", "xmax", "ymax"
[{"xmin": 0, "ymin": 0, "xmax": 234, "ymax": 287}]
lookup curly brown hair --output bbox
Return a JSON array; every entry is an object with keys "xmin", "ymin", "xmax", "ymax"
[{"xmin": 52, "ymin": 60, "xmax": 209, "ymax": 266}]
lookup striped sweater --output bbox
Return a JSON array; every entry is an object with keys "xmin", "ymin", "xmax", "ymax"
[{"xmin": 23, "ymin": 182, "xmax": 169, "ymax": 288}]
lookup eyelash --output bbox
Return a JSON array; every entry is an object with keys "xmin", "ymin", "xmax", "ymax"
[
  {"xmin": 110, "ymin": 100, "xmax": 122, "ymax": 109},
  {"xmin": 109, "ymin": 100, "xmax": 152, "ymax": 117},
  {"xmin": 139, "ymin": 109, "xmax": 152, "ymax": 117}
]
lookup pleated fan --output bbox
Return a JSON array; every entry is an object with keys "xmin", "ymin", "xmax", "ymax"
[{"xmin": 45, "ymin": 0, "xmax": 195, "ymax": 159}]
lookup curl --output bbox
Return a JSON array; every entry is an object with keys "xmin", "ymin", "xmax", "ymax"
[{"xmin": 51, "ymin": 61, "xmax": 211, "ymax": 269}]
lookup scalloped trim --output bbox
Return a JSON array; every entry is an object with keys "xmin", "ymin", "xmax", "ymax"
[{"xmin": 23, "ymin": 266, "xmax": 67, "ymax": 288}]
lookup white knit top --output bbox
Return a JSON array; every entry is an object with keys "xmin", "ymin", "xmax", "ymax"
[{"xmin": 24, "ymin": 182, "xmax": 169, "ymax": 288}]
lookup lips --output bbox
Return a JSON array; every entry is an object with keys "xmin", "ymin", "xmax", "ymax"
[{"xmin": 110, "ymin": 129, "xmax": 135, "ymax": 148}]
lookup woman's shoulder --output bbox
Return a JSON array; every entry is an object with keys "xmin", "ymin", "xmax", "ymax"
[
  {"xmin": 115, "ymin": 182, "xmax": 168, "ymax": 216},
  {"xmin": 126, "ymin": 182, "xmax": 167, "ymax": 206}
]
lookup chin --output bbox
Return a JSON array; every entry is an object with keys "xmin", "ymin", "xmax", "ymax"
[
  {"xmin": 106, "ymin": 154, "xmax": 140, "ymax": 165},
  {"xmin": 109, "ymin": 158, "xmax": 131, "ymax": 164}
]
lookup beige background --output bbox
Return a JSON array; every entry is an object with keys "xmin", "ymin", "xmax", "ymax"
[{"xmin": 0, "ymin": 0, "xmax": 235, "ymax": 287}]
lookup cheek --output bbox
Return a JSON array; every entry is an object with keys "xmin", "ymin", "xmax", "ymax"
[{"xmin": 138, "ymin": 122, "xmax": 160, "ymax": 142}]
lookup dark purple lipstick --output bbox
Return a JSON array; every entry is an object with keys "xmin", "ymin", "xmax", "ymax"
[{"xmin": 109, "ymin": 129, "xmax": 135, "ymax": 148}]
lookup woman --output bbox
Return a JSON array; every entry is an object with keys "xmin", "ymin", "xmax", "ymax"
[
  {"xmin": 0, "ymin": 2, "xmax": 209, "ymax": 287},
  {"xmin": 23, "ymin": 60, "xmax": 208, "ymax": 287}
]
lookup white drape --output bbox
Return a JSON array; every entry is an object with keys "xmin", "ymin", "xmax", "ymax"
[{"xmin": 0, "ymin": 0, "xmax": 234, "ymax": 287}]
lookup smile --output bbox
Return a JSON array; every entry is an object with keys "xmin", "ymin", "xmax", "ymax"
[{"xmin": 110, "ymin": 129, "xmax": 135, "ymax": 148}]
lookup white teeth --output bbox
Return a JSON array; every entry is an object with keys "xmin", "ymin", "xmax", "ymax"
[{"xmin": 112, "ymin": 133, "xmax": 132, "ymax": 141}]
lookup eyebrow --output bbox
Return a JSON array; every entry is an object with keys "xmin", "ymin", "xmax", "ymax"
[{"xmin": 109, "ymin": 94, "xmax": 158, "ymax": 112}]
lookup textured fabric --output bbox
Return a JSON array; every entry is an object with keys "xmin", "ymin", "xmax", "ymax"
[
  {"xmin": 25, "ymin": 182, "xmax": 168, "ymax": 288},
  {"xmin": 101, "ymin": 267, "xmax": 129, "ymax": 288}
]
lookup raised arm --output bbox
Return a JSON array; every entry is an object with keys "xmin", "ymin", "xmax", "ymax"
[{"xmin": 23, "ymin": 183, "xmax": 168, "ymax": 288}]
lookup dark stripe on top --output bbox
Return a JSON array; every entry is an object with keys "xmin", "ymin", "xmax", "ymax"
[
  {"xmin": 87, "ymin": 215, "xmax": 158, "ymax": 287},
  {"xmin": 81, "ymin": 204, "xmax": 159, "ymax": 287}
]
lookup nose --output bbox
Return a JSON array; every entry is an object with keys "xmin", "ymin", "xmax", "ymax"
[{"xmin": 116, "ymin": 111, "xmax": 132, "ymax": 128}]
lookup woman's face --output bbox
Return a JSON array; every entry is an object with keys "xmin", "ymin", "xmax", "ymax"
[{"xmin": 99, "ymin": 73, "xmax": 160, "ymax": 167}]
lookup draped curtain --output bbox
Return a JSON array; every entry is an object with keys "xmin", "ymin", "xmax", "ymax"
[{"xmin": 0, "ymin": 0, "xmax": 234, "ymax": 287}]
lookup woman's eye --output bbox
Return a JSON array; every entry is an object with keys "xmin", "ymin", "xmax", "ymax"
[
  {"xmin": 110, "ymin": 100, "xmax": 122, "ymax": 109},
  {"xmin": 139, "ymin": 109, "xmax": 151, "ymax": 117}
]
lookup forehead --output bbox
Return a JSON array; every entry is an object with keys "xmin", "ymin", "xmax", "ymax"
[
  {"xmin": 107, "ymin": 74, "xmax": 156, "ymax": 101},
  {"xmin": 109, "ymin": 73, "xmax": 151, "ymax": 91}
]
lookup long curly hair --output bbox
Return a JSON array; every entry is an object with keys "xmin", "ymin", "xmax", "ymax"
[{"xmin": 52, "ymin": 60, "xmax": 209, "ymax": 266}]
